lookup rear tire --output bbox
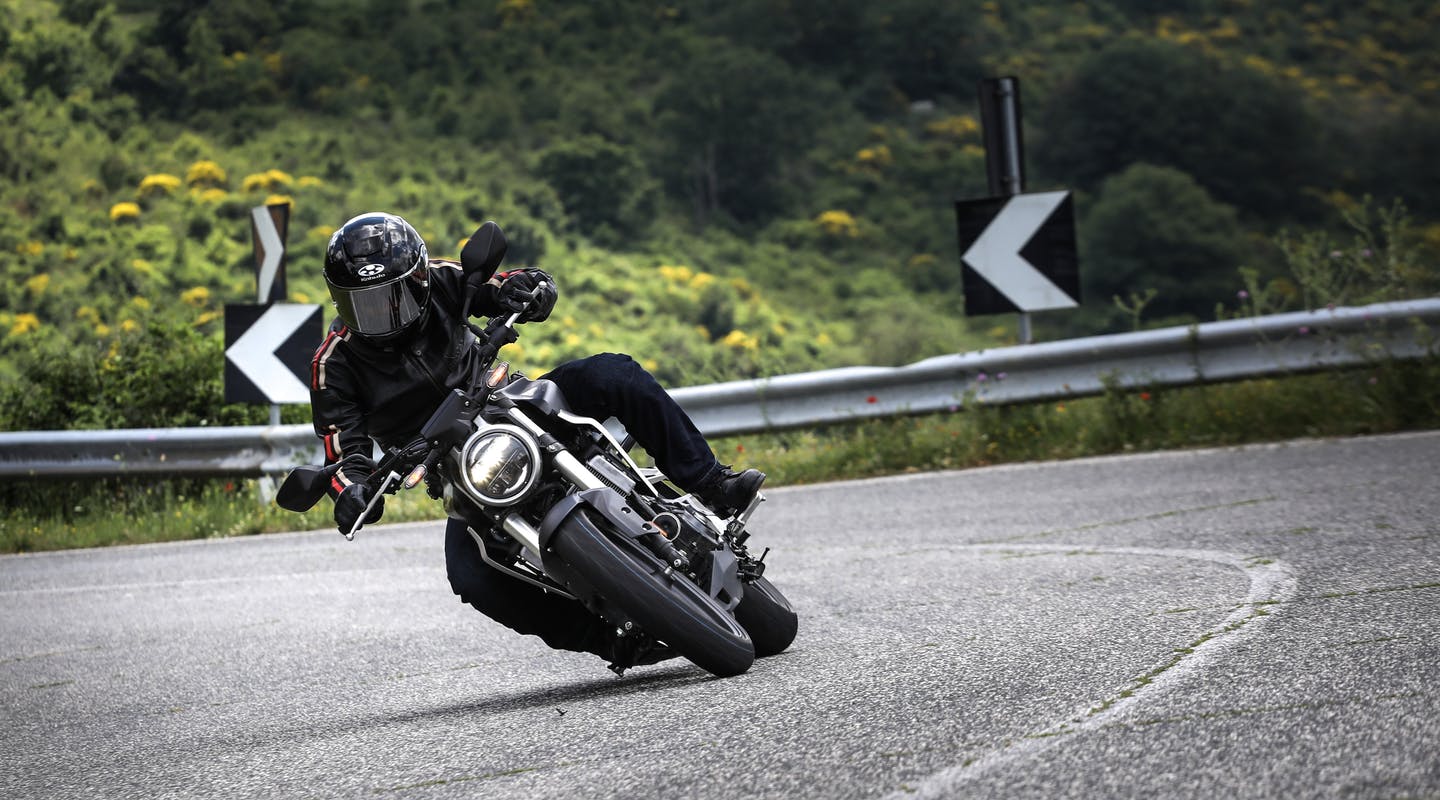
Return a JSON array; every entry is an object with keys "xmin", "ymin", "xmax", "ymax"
[
  {"xmin": 735, "ymin": 576, "xmax": 798, "ymax": 657},
  {"xmin": 549, "ymin": 509, "xmax": 755, "ymax": 677}
]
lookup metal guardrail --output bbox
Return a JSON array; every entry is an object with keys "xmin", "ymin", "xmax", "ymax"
[{"xmin": 2, "ymin": 298, "xmax": 1436, "ymax": 479}]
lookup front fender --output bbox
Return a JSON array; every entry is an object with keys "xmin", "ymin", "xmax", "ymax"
[{"xmin": 537, "ymin": 487, "xmax": 650, "ymax": 550}]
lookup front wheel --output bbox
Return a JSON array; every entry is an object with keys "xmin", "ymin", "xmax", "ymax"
[
  {"xmin": 735, "ymin": 576, "xmax": 798, "ymax": 657},
  {"xmin": 549, "ymin": 509, "xmax": 755, "ymax": 677}
]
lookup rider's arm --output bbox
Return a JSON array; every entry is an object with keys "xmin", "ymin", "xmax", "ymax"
[
  {"xmin": 309, "ymin": 330, "xmax": 377, "ymax": 499},
  {"xmin": 430, "ymin": 259, "xmax": 551, "ymax": 320}
]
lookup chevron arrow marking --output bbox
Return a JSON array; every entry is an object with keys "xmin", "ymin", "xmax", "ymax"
[
  {"xmin": 252, "ymin": 205, "xmax": 284, "ymax": 303},
  {"xmin": 962, "ymin": 190, "xmax": 1078, "ymax": 311},
  {"xmin": 225, "ymin": 304, "xmax": 316, "ymax": 404}
]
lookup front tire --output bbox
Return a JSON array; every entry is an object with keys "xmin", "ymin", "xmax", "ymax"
[
  {"xmin": 735, "ymin": 576, "xmax": 798, "ymax": 657},
  {"xmin": 549, "ymin": 509, "xmax": 755, "ymax": 677}
]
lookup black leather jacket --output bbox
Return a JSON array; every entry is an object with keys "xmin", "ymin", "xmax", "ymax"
[{"xmin": 309, "ymin": 258, "xmax": 511, "ymax": 497}]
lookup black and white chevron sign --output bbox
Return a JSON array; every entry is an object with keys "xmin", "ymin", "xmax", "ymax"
[{"xmin": 956, "ymin": 190, "xmax": 1080, "ymax": 315}]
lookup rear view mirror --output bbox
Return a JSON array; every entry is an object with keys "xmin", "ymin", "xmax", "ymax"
[
  {"xmin": 275, "ymin": 465, "xmax": 333, "ymax": 512},
  {"xmin": 461, "ymin": 221, "xmax": 508, "ymax": 276}
]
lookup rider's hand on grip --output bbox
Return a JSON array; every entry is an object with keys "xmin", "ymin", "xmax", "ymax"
[
  {"xmin": 334, "ymin": 483, "xmax": 384, "ymax": 536},
  {"xmin": 498, "ymin": 269, "xmax": 557, "ymax": 322}
]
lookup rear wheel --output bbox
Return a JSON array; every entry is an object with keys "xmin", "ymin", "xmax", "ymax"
[
  {"xmin": 735, "ymin": 576, "xmax": 798, "ymax": 657},
  {"xmin": 549, "ymin": 509, "xmax": 755, "ymax": 677}
]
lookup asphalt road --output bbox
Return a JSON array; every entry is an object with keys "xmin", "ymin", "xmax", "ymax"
[{"xmin": 3, "ymin": 431, "xmax": 1438, "ymax": 799}]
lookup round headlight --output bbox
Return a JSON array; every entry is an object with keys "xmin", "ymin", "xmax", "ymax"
[{"xmin": 457, "ymin": 424, "xmax": 540, "ymax": 506}]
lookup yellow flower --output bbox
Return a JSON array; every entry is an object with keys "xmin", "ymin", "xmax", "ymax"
[
  {"xmin": 856, "ymin": 145, "xmax": 893, "ymax": 166},
  {"xmin": 925, "ymin": 115, "xmax": 981, "ymax": 139},
  {"xmin": 297, "ymin": 176, "xmax": 324, "ymax": 188},
  {"xmin": 75, "ymin": 306, "xmax": 101, "ymax": 324},
  {"xmin": 180, "ymin": 286, "xmax": 211, "ymax": 307},
  {"xmin": 191, "ymin": 187, "xmax": 229, "ymax": 204},
  {"xmin": 186, "ymin": 160, "xmax": 228, "ymax": 187},
  {"xmin": 138, "ymin": 173, "xmax": 183, "ymax": 197},
  {"xmin": 241, "ymin": 169, "xmax": 295, "ymax": 192},
  {"xmin": 109, "ymin": 202, "xmax": 141, "ymax": 222},
  {"xmin": 8, "ymin": 313, "xmax": 40, "ymax": 337},
  {"xmin": 690, "ymin": 272, "xmax": 716, "ymax": 290},
  {"xmin": 130, "ymin": 260, "xmax": 156, "ymax": 279},
  {"xmin": 26, "ymin": 274, "xmax": 51, "ymax": 294},
  {"xmin": 814, "ymin": 210, "xmax": 860, "ymax": 238},
  {"xmin": 658, "ymin": 264, "xmax": 695, "ymax": 283},
  {"xmin": 264, "ymin": 194, "xmax": 294, "ymax": 207},
  {"xmin": 720, "ymin": 329, "xmax": 759, "ymax": 351},
  {"xmin": 193, "ymin": 310, "xmax": 222, "ymax": 327},
  {"xmin": 18, "ymin": 240, "xmax": 44, "ymax": 257},
  {"xmin": 120, "ymin": 319, "xmax": 139, "ymax": 332},
  {"xmin": 129, "ymin": 295, "xmax": 152, "ymax": 310}
]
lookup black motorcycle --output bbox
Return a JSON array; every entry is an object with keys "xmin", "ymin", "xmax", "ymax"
[{"xmin": 276, "ymin": 223, "xmax": 797, "ymax": 677}]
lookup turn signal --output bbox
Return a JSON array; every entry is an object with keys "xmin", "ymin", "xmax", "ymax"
[
  {"xmin": 403, "ymin": 464, "xmax": 427, "ymax": 490},
  {"xmin": 486, "ymin": 361, "xmax": 510, "ymax": 389}
]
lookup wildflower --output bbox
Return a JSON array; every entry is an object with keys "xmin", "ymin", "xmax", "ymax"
[
  {"xmin": 814, "ymin": 210, "xmax": 860, "ymax": 238},
  {"xmin": 1298, "ymin": 326, "xmax": 1310, "ymax": 335},
  {"xmin": 8, "ymin": 313, "xmax": 40, "ymax": 337},
  {"xmin": 866, "ymin": 395, "xmax": 878, "ymax": 404},
  {"xmin": 181, "ymin": 286, "xmax": 211, "ymax": 307},
  {"xmin": 1237, "ymin": 289, "xmax": 1249, "ymax": 300},
  {"xmin": 1361, "ymin": 248, "xmax": 1373, "ymax": 258},
  {"xmin": 976, "ymin": 372, "xmax": 988, "ymax": 383},
  {"xmin": 996, "ymin": 372, "xmax": 1007, "ymax": 380},
  {"xmin": 1140, "ymin": 392, "xmax": 1152, "ymax": 401},
  {"xmin": 720, "ymin": 329, "xmax": 759, "ymax": 351},
  {"xmin": 109, "ymin": 202, "xmax": 141, "ymax": 222},
  {"xmin": 1330, "ymin": 250, "xmax": 1343, "ymax": 259},
  {"xmin": 138, "ymin": 173, "xmax": 183, "ymax": 197},
  {"xmin": 186, "ymin": 160, "xmax": 228, "ymax": 187},
  {"xmin": 26, "ymin": 274, "xmax": 50, "ymax": 294}
]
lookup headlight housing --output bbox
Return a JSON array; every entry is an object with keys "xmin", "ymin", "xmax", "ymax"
[{"xmin": 456, "ymin": 423, "xmax": 541, "ymax": 506}]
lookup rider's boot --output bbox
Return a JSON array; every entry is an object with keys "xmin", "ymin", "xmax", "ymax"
[{"xmin": 695, "ymin": 466, "xmax": 766, "ymax": 517}]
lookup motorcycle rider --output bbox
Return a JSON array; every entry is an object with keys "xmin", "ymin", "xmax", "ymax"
[{"xmin": 308, "ymin": 212, "xmax": 764, "ymax": 670}]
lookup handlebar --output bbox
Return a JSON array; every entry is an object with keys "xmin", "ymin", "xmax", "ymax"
[{"xmin": 346, "ymin": 282, "xmax": 550, "ymax": 538}]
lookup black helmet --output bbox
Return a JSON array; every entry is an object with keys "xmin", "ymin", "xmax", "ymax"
[{"xmin": 323, "ymin": 212, "xmax": 430, "ymax": 342}]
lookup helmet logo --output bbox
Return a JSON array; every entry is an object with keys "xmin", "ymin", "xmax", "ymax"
[{"xmin": 356, "ymin": 263, "xmax": 387, "ymax": 280}]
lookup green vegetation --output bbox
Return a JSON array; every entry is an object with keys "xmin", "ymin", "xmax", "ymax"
[{"xmin": 1, "ymin": 0, "xmax": 1437, "ymax": 551}]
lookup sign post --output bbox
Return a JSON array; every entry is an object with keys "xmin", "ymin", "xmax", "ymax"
[
  {"xmin": 962, "ymin": 77, "xmax": 1081, "ymax": 342},
  {"xmin": 224, "ymin": 203, "xmax": 320, "ymax": 415}
]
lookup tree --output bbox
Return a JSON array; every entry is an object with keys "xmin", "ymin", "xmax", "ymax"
[
  {"xmin": 535, "ymin": 136, "xmax": 657, "ymax": 245},
  {"xmin": 655, "ymin": 42, "xmax": 839, "ymax": 226},
  {"xmin": 1080, "ymin": 163, "xmax": 1248, "ymax": 327},
  {"xmin": 1036, "ymin": 37, "xmax": 1323, "ymax": 222}
]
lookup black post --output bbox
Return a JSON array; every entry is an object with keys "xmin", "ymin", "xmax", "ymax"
[{"xmin": 977, "ymin": 76, "xmax": 1032, "ymax": 342}]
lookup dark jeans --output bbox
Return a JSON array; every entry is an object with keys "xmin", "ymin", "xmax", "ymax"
[
  {"xmin": 445, "ymin": 516, "xmax": 610, "ymax": 655},
  {"xmin": 541, "ymin": 352, "xmax": 720, "ymax": 490},
  {"xmin": 444, "ymin": 352, "xmax": 720, "ymax": 651}
]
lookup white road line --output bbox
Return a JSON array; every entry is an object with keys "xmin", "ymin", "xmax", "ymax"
[{"xmin": 887, "ymin": 544, "xmax": 1299, "ymax": 799}]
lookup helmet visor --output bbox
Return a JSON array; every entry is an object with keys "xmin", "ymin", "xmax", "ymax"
[{"xmin": 329, "ymin": 266, "xmax": 428, "ymax": 338}]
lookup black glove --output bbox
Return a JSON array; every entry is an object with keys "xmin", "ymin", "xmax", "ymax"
[
  {"xmin": 334, "ymin": 483, "xmax": 384, "ymax": 536},
  {"xmin": 497, "ymin": 269, "xmax": 557, "ymax": 322}
]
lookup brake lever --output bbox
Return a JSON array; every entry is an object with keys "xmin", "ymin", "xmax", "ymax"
[{"xmin": 344, "ymin": 470, "xmax": 400, "ymax": 541}]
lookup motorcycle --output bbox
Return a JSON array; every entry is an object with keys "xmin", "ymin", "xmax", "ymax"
[{"xmin": 276, "ymin": 222, "xmax": 798, "ymax": 677}]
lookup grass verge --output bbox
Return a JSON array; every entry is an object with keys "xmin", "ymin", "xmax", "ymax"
[{"xmin": 2, "ymin": 360, "xmax": 1436, "ymax": 554}]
